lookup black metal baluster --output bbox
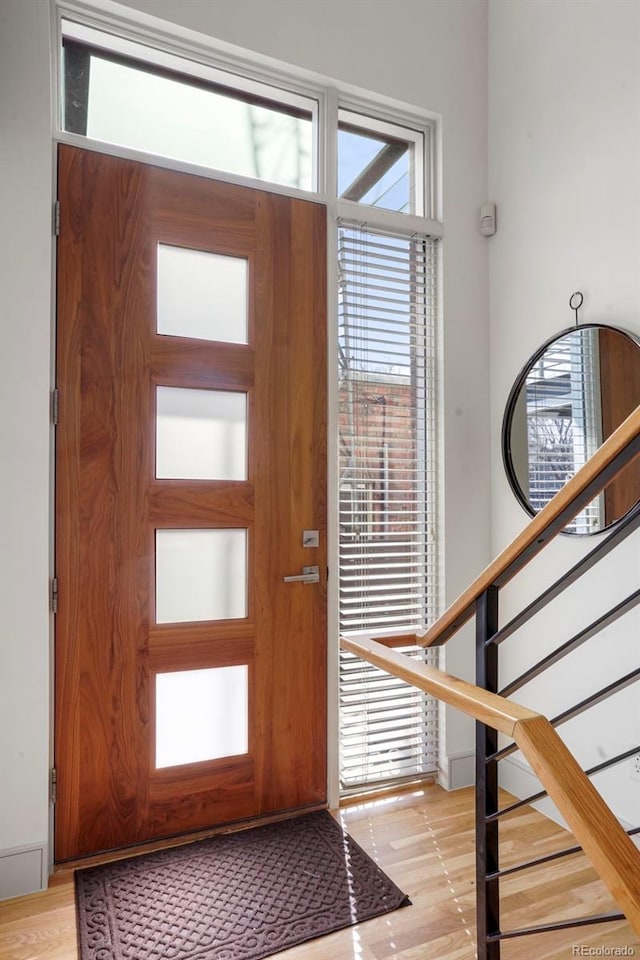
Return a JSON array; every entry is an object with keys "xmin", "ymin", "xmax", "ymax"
[{"xmin": 476, "ymin": 586, "xmax": 500, "ymax": 960}]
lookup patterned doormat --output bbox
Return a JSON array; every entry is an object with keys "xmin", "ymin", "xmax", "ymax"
[{"xmin": 74, "ymin": 810, "xmax": 411, "ymax": 960}]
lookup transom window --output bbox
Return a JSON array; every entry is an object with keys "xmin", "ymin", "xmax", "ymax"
[
  {"xmin": 338, "ymin": 109, "xmax": 425, "ymax": 215},
  {"xmin": 60, "ymin": 20, "xmax": 317, "ymax": 191}
]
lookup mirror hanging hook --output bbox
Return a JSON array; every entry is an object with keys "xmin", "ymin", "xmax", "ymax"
[{"xmin": 569, "ymin": 291, "xmax": 584, "ymax": 327}]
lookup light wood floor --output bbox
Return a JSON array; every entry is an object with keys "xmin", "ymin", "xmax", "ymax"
[{"xmin": 1, "ymin": 783, "xmax": 638, "ymax": 960}]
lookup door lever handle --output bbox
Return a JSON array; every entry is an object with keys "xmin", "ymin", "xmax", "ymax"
[{"xmin": 283, "ymin": 565, "xmax": 319, "ymax": 584}]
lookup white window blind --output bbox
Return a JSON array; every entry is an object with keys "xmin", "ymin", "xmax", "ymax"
[
  {"xmin": 338, "ymin": 222, "xmax": 439, "ymax": 791},
  {"xmin": 525, "ymin": 328, "xmax": 603, "ymax": 534}
]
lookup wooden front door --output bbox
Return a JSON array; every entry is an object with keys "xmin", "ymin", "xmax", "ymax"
[{"xmin": 54, "ymin": 145, "xmax": 327, "ymax": 861}]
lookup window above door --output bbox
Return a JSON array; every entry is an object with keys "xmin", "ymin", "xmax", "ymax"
[
  {"xmin": 338, "ymin": 109, "xmax": 425, "ymax": 216},
  {"xmin": 60, "ymin": 21, "xmax": 317, "ymax": 192},
  {"xmin": 55, "ymin": 11, "xmax": 439, "ymax": 222}
]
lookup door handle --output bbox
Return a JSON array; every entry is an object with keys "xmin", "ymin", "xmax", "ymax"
[{"xmin": 283, "ymin": 565, "xmax": 319, "ymax": 584}]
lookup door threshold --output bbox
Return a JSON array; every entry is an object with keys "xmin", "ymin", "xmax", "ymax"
[{"xmin": 51, "ymin": 801, "xmax": 328, "ymax": 878}]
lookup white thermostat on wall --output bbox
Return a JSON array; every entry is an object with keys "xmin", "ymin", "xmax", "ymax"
[{"xmin": 480, "ymin": 202, "xmax": 497, "ymax": 237}]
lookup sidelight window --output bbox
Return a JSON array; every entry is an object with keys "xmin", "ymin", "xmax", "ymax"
[{"xmin": 337, "ymin": 223, "xmax": 439, "ymax": 791}]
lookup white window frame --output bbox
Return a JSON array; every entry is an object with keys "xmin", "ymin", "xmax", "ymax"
[{"xmin": 50, "ymin": 0, "xmax": 444, "ymax": 808}]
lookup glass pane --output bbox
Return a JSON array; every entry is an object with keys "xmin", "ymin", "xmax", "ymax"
[
  {"xmin": 155, "ymin": 665, "xmax": 248, "ymax": 768},
  {"xmin": 156, "ymin": 529, "xmax": 247, "ymax": 624},
  {"xmin": 63, "ymin": 42, "xmax": 313, "ymax": 191},
  {"xmin": 156, "ymin": 387, "xmax": 247, "ymax": 481},
  {"xmin": 338, "ymin": 110, "xmax": 424, "ymax": 215},
  {"xmin": 338, "ymin": 127, "xmax": 412, "ymax": 214},
  {"xmin": 157, "ymin": 245, "xmax": 248, "ymax": 344}
]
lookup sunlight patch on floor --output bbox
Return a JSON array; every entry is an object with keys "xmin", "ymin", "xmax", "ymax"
[
  {"xmin": 338, "ymin": 789, "xmax": 478, "ymax": 959},
  {"xmin": 417, "ymin": 799, "xmax": 477, "ymax": 957}
]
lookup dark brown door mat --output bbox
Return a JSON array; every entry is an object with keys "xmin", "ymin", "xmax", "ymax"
[{"xmin": 74, "ymin": 810, "xmax": 411, "ymax": 960}]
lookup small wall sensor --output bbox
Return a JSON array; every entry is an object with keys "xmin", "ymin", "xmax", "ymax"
[{"xmin": 480, "ymin": 202, "xmax": 497, "ymax": 237}]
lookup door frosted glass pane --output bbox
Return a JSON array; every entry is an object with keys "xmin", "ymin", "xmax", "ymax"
[
  {"xmin": 155, "ymin": 665, "xmax": 248, "ymax": 768},
  {"xmin": 157, "ymin": 244, "xmax": 248, "ymax": 343},
  {"xmin": 156, "ymin": 529, "xmax": 247, "ymax": 623},
  {"xmin": 156, "ymin": 387, "xmax": 247, "ymax": 481}
]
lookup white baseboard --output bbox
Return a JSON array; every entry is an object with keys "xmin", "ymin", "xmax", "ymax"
[
  {"xmin": 439, "ymin": 750, "xmax": 475, "ymax": 791},
  {"xmin": 0, "ymin": 843, "xmax": 47, "ymax": 901}
]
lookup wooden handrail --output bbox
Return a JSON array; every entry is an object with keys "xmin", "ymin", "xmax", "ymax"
[
  {"xmin": 410, "ymin": 403, "xmax": 640, "ymax": 648},
  {"xmin": 340, "ymin": 634, "xmax": 538, "ymax": 735},
  {"xmin": 340, "ymin": 634, "xmax": 640, "ymax": 935}
]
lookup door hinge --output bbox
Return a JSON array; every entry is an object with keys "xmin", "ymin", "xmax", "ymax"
[
  {"xmin": 50, "ymin": 768, "xmax": 57, "ymax": 805},
  {"xmin": 51, "ymin": 577, "xmax": 58, "ymax": 614},
  {"xmin": 53, "ymin": 201, "xmax": 60, "ymax": 237},
  {"xmin": 52, "ymin": 389, "xmax": 59, "ymax": 426}
]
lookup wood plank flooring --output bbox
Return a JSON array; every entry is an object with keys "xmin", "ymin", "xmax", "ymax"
[{"xmin": 1, "ymin": 783, "xmax": 638, "ymax": 960}]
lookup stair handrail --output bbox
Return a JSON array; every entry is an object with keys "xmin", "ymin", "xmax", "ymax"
[
  {"xmin": 339, "ymin": 403, "xmax": 640, "ymax": 941},
  {"xmin": 340, "ymin": 634, "xmax": 640, "ymax": 936},
  {"xmin": 415, "ymin": 402, "xmax": 640, "ymax": 647}
]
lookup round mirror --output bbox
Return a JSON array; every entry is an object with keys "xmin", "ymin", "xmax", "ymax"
[{"xmin": 502, "ymin": 323, "xmax": 640, "ymax": 534}]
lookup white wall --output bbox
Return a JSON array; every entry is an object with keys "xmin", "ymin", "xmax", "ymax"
[
  {"xmin": 0, "ymin": 0, "xmax": 53, "ymax": 897},
  {"xmin": 0, "ymin": 0, "xmax": 490, "ymax": 896},
  {"xmin": 489, "ymin": 0, "xmax": 640, "ymax": 827}
]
